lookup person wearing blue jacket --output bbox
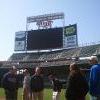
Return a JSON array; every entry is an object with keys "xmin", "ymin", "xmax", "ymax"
[{"xmin": 89, "ymin": 56, "xmax": 100, "ymax": 100}]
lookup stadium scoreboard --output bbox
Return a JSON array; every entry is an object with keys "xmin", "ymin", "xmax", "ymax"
[
  {"xmin": 14, "ymin": 27, "xmax": 63, "ymax": 51},
  {"xmin": 27, "ymin": 27, "xmax": 63, "ymax": 50},
  {"xmin": 14, "ymin": 24, "xmax": 78, "ymax": 51}
]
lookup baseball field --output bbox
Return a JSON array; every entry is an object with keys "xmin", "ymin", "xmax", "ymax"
[{"xmin": 0, "ymin": 88, "xmax": 90, "ymax": 100}]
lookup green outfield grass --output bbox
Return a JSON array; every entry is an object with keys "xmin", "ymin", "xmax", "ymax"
[{"xmin": 0, "ymin": 88, "xmax": 90, "ymax": 100}]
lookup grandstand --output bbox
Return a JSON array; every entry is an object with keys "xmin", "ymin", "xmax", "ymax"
[
  {"xmin": 8, "ymin": 43, "xmax": 100, "ymax": 62},
  {"xmin": 1, "ymin": 43, "xmax": 100, "ymax": 69}
]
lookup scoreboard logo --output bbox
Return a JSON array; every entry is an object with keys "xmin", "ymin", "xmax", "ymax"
[
  {"xmin": 64, "ymin": 24, "xmax": 77, "ymax": 36},
  {"xmin": 36, "ymin": 20, "xmax": 53, "ymax": 29}
]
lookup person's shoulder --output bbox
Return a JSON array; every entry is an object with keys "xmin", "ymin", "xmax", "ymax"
[
  {"xmin": 54, "ymin": 78, "xmax": 59, "ymax": 83},
  {"xmin": 30, "ymin": 75, "xmax": 35, "ymax": 81},
  {"xmin": 4, "ymin": 72, "xmax": 10, "ymax": 76},
  {"xmin": 25, "ymin": 75, "xmax": 30, "ymax": 79},
  {"xmin": 98, "ymin": 64, "xmax": 100, "ymax": 67},
  {"xmin": 69, "ymin": 71, "xmax": 79, "ymax": 76},
  {"xmin": 92, "ymin": 64, "xmax": 100, "ymax": 69},
  {"xmin": 31, "ymin": 74, "xmax": 35, "ymax": 78},
  {"xmin": 90, "ymin": 64, "xmax": 100, "ymax": 72},
  {"xmin": 31, "ymin": 74, "xmax": 40, "ymax": 79}
]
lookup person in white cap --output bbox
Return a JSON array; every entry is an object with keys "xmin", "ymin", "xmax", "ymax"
[{"xmin": 89, "ymin": 56, "xmax": 100, "ymax": 100}]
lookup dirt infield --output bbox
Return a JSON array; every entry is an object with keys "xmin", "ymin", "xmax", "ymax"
[{"xmin": 0, "ymin": 97, "xmax": 5, "ymax": 100}]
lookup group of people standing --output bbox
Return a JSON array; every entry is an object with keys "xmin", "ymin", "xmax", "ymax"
[
  {"xmin": 65, "ymin": 55, "xmax": 100, "ymax": 100},
  {"xmin": 2, "ymin": 67, "xmax": 44, "ymax": 100},
  {"xmin": 1, "ymin": 55, "xmax": 100, "ymax": 100},
  {"xmin": 23, "ymin": 67, "xmax": 44, "ymax": 100}
]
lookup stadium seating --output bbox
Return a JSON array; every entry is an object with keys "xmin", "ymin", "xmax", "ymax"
[
  {"xmin": 1, "ymin": 44, "xmax": 100, "ymax": 68},
  {"xmin": 79, "ymin": 44, "xmax": 100, "ymax": 57}
]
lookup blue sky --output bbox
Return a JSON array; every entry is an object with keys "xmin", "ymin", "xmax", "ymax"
[{"xmin": 0, "ymin": 0, "xmax": 100, "ymax": 60}]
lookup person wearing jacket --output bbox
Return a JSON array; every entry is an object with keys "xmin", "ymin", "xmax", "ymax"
[
  {"xmin": 65, "ymin": 62, "xmax": 89, "ymax": 100},
  {"xmin": 30, "ymin": 67, "xmax": 44, "ymax": 100},
  {"xmin": 89, "ymin": 56, "xmax": 100, "ymax": 100},
  {"xmin": 49, "ymin": 74, "xmax": 66, "ymax": 100},
  {"xmin": 2, "ymin": 66, "xmax": 19, "ymax": 100}
]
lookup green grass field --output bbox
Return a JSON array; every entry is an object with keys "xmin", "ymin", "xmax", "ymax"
[{"xmin": 0, "ymin": 88, "xmax": 90, "ymax": 100}]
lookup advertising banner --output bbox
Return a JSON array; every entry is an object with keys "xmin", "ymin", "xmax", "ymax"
[
  {"xmin": 64, "ymin": 24, "xmax": 78, "ymax": 48},
  {"xmin": 14, "ymin": 31, "xmax": 26, "ymax": 51}
]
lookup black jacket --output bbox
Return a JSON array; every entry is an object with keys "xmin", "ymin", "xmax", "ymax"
[
  {"xmin": 52, "ymin": 78, "xmax": 66, "ymax": 92},
  {"xmin": 30, "ymin": 75, "xmax": 44, "ymax": 92},
  {"xmin": 2, "ymin": 72, "xmax": 19, "ymax": 91},
  {"xmin": 65, "ymin": 71, "xmax": 89, "ymax": 100}
]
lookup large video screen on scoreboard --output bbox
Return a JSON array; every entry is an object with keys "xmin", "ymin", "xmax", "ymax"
[{"xmin": 27, "ymin": 28, "xmax": 63, "ymax": 50}]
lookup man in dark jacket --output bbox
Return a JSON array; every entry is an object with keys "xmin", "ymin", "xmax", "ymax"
[
  {"xmin": 30, "ymin": 67, "xmax": 44, "ymax": 100},
  {"xmin": 2, "ymin": 66, "xmax": 19, "ymax": 100},
  {"xmin": 65, "ymin": 63, "xmax": 89, "ymax": 100}
]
